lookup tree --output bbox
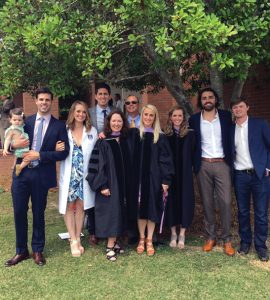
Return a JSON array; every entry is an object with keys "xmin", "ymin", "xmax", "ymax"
[{"xmin": 0, "ymin": 0, "xmax": 237, "ymax": 113}]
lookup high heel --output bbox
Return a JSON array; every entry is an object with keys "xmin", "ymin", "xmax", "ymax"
[
  {"xmin": 146, "ymin": 239, "xmax": 155, "ymax": 256},
  {"xmin": 77, "ymin": 237, "xmax": 84, "ymax": 254},
  {"xmin": 136, "ymin": 238, "xmax": 145, "ymax": 254},
  {"xmin": 70, "ymin": 240, "xmax": 81, "ymax": 257}
]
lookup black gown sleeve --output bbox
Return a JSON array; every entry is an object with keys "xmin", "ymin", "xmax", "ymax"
[
  {"xmin": 158, "ymin": 134, "xmax": 174, "ymax": 186},
  {"xmin": 86, "ymin": 139, "xmax": 109, "ymax": 192}
]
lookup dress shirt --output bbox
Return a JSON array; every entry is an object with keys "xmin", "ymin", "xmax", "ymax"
[
  {"xmin": 96, "ymin": 104, "xmax": 111, "ymax": 133},
  {"xmin": 200, "ymin": 111, "xmax": 225, "ymax": 158},
  {"xmin": 127, "ymin": 114, "xmax": 140, "ymax": 128},
  {"xmin": 234, "ymin": 117, "xmax": 254, "ymax": 170},
  {"xmin": 32, "ymin": 113, "xmax": 51, "ymax": 151}
]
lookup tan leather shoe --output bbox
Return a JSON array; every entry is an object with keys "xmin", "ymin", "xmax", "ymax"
[
  {"xmin": 224, "ymin": 242, "xmax": 235, "ymax": 256},
  {"xmin": 202, "ymin": 240, "xmax": 216, "ymax": 252}
]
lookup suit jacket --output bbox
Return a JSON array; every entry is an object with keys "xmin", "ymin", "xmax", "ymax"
[
  {"xmin": 23, "ymin": 114, "xmax": 69, "ymax": 189},
  {"xmin": 189, "ymin": 109, "xmax": 232, "ymax": 174},
  {"xmin": 231, "ymin": 117, "xmax": 270, "ymax": 179},
  {"xmin": 89, "ymin": 105, "xmax": 115, "ymax": 133}
]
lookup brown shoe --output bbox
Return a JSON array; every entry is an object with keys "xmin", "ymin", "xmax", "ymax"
[
  {"xmin": 5, "ymin": 251, "xmax": 30, "ymax": 267},
  {"xmin": 88, "ymin": 235, "xmax": 98, "ymax": 246},
  {"xmin": 224, "ymin": 242, "xmax": 235, "ymax": 256},
  {"xmin": 32, "ymin": 252, "xmax": 46, "ymax": 266},
  {"xmin": 202, "ymin": 240, "xmax": 216, "ymax": 252}
]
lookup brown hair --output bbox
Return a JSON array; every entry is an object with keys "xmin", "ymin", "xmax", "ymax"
[
  {"xmin": 230, "ymin": 96, "xmax": 249, "ymax": 109},
  {"xmin": 163, "ymin": 105, "xmax": 188, "ymax": 137},
  {"xmin": 9, "ymin": 107, "xmax": 25, "ymax": 120},
  {"xmin": 66, "ymin": 100, "xmax": 91, "ymax": 131},
  {"xmin": 103, "ymin": 110, "xmax": 129, "ymax": 137}
]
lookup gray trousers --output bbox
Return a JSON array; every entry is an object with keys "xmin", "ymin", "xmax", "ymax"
[{"xmin": 197, "ymin": 161, "xmax": 232, "ymax": 242}]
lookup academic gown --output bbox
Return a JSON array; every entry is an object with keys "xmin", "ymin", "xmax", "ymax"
[
  {"xmin": 86, "ymin": 136, "xmax": 131, "ymax": 238},
  {"xmin": 165, "ymin": 130, "xmax": 195, "ymax": 228},
  {"xmin": 128, "ymin": 130, "xmax": 174, "ymax": 223}
]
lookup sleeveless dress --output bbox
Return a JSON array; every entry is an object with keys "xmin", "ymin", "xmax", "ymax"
[
  {"xmin": 5, "ymin": 125, "xmax": 29, "ymax": 157},
  {"xmin": 68, "ymin": 141, "xmax": 84, "ymax": 202}
]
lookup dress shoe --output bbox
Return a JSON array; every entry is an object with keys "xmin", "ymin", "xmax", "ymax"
[
  {"xmin": 257, "ymin": 248, "xmax": 269, "ymax": 262},
  {"xmin": 88, "ymin": 235, "xmax": 98, "ymax": 246},
  {"xmin": 33, "ymin": 252, "xmax": 46, "ymax": 266},
  {"xmin": 202, "ymin": 240, "xmax": 216, "ymax": 252},
  {"xmin": 5, "ymin": 251, "xmax": 30, "ymax": 267},
  {"xmin": 223, "ymin": 242, "xmax": 235, "ymax": 256},
  {"xmin": 237, "ymin": 243, "xmax": 250, "ymax": 255}
]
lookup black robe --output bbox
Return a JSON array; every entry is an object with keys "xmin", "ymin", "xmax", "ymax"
[
  {"xmin": 128, "ymin": 130, "xmax": 174, "ymax": 223},
  {"xmin": 86, "ymin": 136, "xmax": 131, "ymax": 238},
  {"xmin": 165, "ymin": 130, "xmax": 195, "ymax": 228}
]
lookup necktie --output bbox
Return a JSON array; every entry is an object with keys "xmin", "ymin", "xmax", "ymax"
[
  {"xmin": 130, "ymin": 118, "xmax": 136, "ymax": 128},
  {"xmin": 102, "ymin": 110, "xmax": 107, "ymax": 119},
  {"xmin": 32, "ymin": 117, "xmax": 44, "ymax": 166}
]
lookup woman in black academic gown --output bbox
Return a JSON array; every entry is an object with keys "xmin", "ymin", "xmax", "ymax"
[
  {"xmin": 86, "ymin": 111, "xmax": 131, "ymax": 261},
  {"xmin": 164, "ymin": 105, "xmax": 195, "ymax": 249},
  {"xmin": 129, "ymin": 104, "xmax": 174, "ymax": 256}
]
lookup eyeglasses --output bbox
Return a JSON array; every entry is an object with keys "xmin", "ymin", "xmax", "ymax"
[{"xmin": 125, "ymin": 101, "xmax": 138, "ymax": 105}]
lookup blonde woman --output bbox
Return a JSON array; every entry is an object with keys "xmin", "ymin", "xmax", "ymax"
[
  {"xmin": 129, "ymin": 104, "xmax": 174, "ymax": 256},
  {"xmin": 164, "ymin": 105, "xmax": 195, "ymax": 249},
  {"xmin": 58, "ymin": 101, "xmax": 97, "ymax": 257}
]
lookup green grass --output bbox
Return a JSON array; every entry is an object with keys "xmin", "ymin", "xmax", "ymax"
[{"xmin": 0, "ymin": 192, "xmax": 269, "ymax": 300}]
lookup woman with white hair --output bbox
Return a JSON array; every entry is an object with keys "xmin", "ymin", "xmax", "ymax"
[{"xmin": 128, "ymin": 104, "xmax": 174, "ymax": 256}]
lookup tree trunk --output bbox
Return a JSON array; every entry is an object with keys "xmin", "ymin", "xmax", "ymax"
[
  {"xmin": 231, "ymin": 78, "xmax": 246, "ymax": 103},
  {"xmin": 209, "ymin": 65, "xmax": 224, "ymax": 108}
]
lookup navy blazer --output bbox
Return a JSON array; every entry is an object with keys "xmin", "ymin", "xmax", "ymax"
[
  {"xmin": 189, "ymin": 109, "xmax": 232, "ymax": 174},
  {"xmin": 23, "ymin": 114, "xmax": 69, "ymax": 189},
  {"xmin": 231, "ymin": 117, "xmax": 270, "ymax": 179}
]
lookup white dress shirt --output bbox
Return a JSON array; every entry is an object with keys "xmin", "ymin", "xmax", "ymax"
[
  {"xmin": 200, "ymin": 111, "xmax": 225, "ymax": 158},
  {"xmin": 234, "ymin": 117, "xmax": 254, "ymax": 170},
  {"xmin": 32, "ymin": 113, "xmax": 51, "ymax": 150}
]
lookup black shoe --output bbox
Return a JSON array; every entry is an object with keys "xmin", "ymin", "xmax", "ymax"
[
  {"xmin": 237, "ymin": 243, "xmax": 250, "ymax": 255},
  {"xmin": 257, "ymin": 248, "xmax": 269, "ymax": 262}
]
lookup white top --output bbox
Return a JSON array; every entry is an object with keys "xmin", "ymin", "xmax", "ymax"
[
  {"xmin": 58, "ymin": 126, "xmax": 98, "ymax": 214},
  {"xmin": 234, "ymin": 117, "xmax": 254, "ymax": 170},
  {"xmin": 200, "ymin": 111, "xmax": 224, "ymax": 158}
]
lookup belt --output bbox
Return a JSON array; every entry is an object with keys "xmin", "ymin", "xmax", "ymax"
[
  {"xmin": 235, "ymin": 169, "xmax": 255, "ymax": 175},
  {"xmin": 28, "ymin": 161, "xmax": 40, "ymax": 169},
  {"xmin": 201, "ymin": 157, "xmax": 225, "ymax": 163}
]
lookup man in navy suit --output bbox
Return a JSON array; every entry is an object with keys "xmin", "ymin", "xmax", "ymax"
[
  {"xmin": 231, "ymin": 98, "xmax": 270, "ymax": 261},
  {"xmin": 5, "ymin": 87, "xmax": 69, "ymax": 267},
  {"xmin": 189, "ymin": 87, "xmax": 235, "ymax": 256}
]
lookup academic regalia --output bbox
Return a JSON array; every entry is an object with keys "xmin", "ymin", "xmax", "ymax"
[
  {"xmin": 165, "ymin": 129, "xmax": 195, "ymax": 228},
  {"xmin": 86, "ymin": 136, "xmax": 131, "ymax": 238},
  {"xmin": 128, "ymin": 129, "xmax": 174, "ymax": 223}
]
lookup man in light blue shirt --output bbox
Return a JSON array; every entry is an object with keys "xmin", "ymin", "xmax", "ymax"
[{"xmin": 125, "ymin": 95, "xmax": 140, "ymax": 128}]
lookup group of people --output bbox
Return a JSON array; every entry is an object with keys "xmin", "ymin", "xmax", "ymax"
[{"xmin": 2, "ymin": 83, "xmax": 270, "ymax": 267}]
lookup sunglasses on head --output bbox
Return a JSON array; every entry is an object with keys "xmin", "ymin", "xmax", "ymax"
[{"xmin": 125, "ymin": 101, "xmax": 138, "ymax": 105}]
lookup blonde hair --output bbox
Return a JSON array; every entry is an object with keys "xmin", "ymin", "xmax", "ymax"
[
  {"xmin": 163, "ymin": 105, "xmax": 188, "ymax": 137},
  {"xmin": 139, "ymin": 104, "xmax": 161, "ymax": 143},
  {"xmin": 66, "ymin": 100, "xmax": 91, "ymax": 131}
]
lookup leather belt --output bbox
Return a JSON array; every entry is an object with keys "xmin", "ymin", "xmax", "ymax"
[
  {"xmin": 235, "ymin": 169, "xmax": 255, "ymax": 175},
  {"xmin": 201, "ymin": 157, "xmax": 224, "ymax": 163}
]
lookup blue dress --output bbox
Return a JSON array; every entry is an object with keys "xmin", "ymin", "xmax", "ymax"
[{"xmin": 68, "ymin": 141, "xmax": 84, "ymax": 202}]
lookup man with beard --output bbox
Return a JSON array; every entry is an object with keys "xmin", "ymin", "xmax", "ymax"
[{"xmin": 189, "ymin": 87, "xmax": 235, "ymax": 256}]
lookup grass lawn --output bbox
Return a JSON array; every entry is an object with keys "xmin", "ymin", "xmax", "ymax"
[{"xmin": 0, "ymin": 191, "xmax": 269, "ymax": 300}]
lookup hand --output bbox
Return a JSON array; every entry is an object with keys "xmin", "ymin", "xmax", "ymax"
[
  {"xmin": 13, "ymin": 136, "xmax": 29, "ymax": 149},
  {"xmin": 101, "ymin": 189, "xmax": 110, "ymax": 196},
  {"xmin": 162, "ymin": 184, "xmax": 169, "ymax": 194},
  {"xmin": 2, "ymin": 149, "xmax": 10, "ymax": 156},
  {"xmin": 98, "ymin": 132, "xmax": 106, "ymax": 139},
  {"xmin": 55, "ymin": 141, "xmax": 65, "ymax": 151},
  {"xmin": 22, "ymin": 150, "xmax": 40, "ymax": 162}
]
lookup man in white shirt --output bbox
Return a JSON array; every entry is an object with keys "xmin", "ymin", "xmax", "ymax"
[
  {"xmin": 189, "ymin": 87, "xmax": 235, "ymax": 256},
  {"xmin": 231, "ymin": 97, "xmax": 270, "ymax": 261}
]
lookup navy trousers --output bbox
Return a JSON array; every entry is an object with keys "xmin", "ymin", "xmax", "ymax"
[
  {"xmin": 234, "ymin": 170, "xmax": 270, "ymax": 250},
  {"xmin": 11, "ymin": 167, "xmax": 48, "ymax": 254}
]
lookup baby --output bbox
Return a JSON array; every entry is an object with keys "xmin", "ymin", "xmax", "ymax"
[{"xmin": 3, "ymin": 108, "xmax": 30, "ymax": 176}]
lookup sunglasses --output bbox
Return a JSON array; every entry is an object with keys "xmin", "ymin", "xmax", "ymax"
[{"xmin": 125, "ymin": 101, "xmax": 138, "ymax": 105}]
